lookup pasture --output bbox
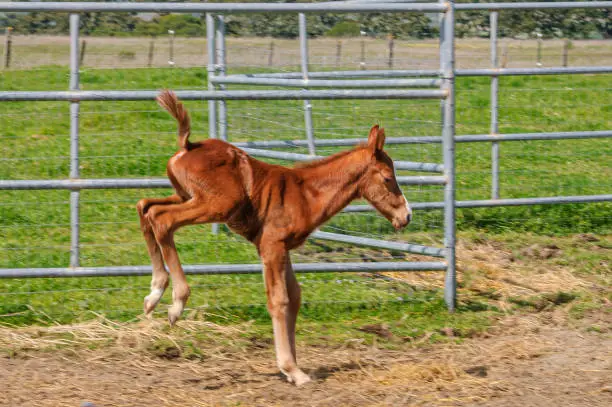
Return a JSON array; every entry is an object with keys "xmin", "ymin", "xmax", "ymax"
[{"xmin": 0, "ymin": 35, "xmax": 610, "ymax": 406}]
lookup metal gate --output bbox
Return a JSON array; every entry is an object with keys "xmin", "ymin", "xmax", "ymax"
[{"xmin": 1, "ymin": 1, "xmax": 611, "ymax": 316}]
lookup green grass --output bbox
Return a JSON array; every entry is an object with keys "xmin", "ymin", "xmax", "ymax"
[{"xmin": 0, "ymin": 66, "xmax": 610, "ymax": 336}]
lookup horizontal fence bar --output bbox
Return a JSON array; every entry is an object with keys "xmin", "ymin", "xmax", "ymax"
[
  {"xmin": 243, "ymin": 147, "xmax": 443, "ymax": 172},
  {"xmin": 0, "ymin": 2, "xmax": 447, "ymax": 13},
  {"xmin": 210, "ymin": 76, "xmax": 441, "ymax": 88},
  {"xmin": 0, "ymin": 178, "xmax": 171, "ymax": 190},
  {"xmin": 242, "ymin": 147, "xmax": 322, "ymax": 161},
  {"xmin": 233, "ymin": 136, "xmax": 443, "ymax": 149},
  {"xmin": 456, "ymin": 66, "xmax": 612, "ymax": 76},
  {"xmin": 343, "ymin": 195, "xmax": 612, "ymax": 212},
  {"xmin": 234, "ymin": 130, "xmax": 612, "ymax": 149},
  {"xmin": 396, "ymin": 176, "xmax": 446, "ymax": 185},
  {"xmin": 456, "ymin": 2, "xmax": 612, "ymax": 10},
  {"xmin": 312, "ymin": 231, "xmax": 446, "ymax": 258},
  {"xmin": 0, "ymin": 90, "xmax": 447, "ymax": 102},
  {"xmin": 456, "ymin": 130, "xmax": 612, "ymax": 142},
  {"xmin": 0, "ymin": 261, "xmax": 448, "ymax": 279},
  {"xmin": 0, "ymin": 175, "xmax": 446, "ymax": 191},
  {"xmin": 242, "ymin": 70, "xmax": 441, "ymax": 79},
  {"xmin": 456, "ymin": 195, "xmax": 612, "ymax": 208}
]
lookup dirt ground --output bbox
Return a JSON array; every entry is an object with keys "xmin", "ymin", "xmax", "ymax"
[
  {"xmin": 1, "ymin": 237, "xmax": 610, "ymax": 407},
  {"xmin": 0, "ymin": 310, "xmax": 609, "ymax": 407}
]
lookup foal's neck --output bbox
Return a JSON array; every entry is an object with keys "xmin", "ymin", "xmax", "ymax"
[{"xmin": 296, "ymin": 148, "xmax": 370, "ymax": 226}]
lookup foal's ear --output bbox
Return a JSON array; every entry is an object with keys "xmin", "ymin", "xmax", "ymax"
[{"xmin": 367, "ymin": 124, "xmax": 386, "ymax": 152}]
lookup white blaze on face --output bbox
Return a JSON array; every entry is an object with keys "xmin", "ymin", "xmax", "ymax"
[{"xmin": 396, "ymin": 168, "xmax": 412, "ymax": 222}]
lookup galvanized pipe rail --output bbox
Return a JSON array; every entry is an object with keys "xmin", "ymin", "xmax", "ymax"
[
  {"xmin": 0, "ymin": 261, "xmax": 448, "ymax": 279},
  {"xmin": 0, "ymin": 175, "xmax": 447, "ymax": 190},
  {"xmin": 2, "ymin": 1, "xmax": 610, "ymax": 12},
  {"xmin": 235, "ymin": 66, "xmax": 612, "ymax": 79},
  {"xmin": 0, "ymin": 2, "xmax": 448, "ymax": 13},
  {"xmin": 0, "ymin": 89, "xmax": 448, "ymax": 101},
  {"xmin": 209, "ymin": 76, "xmax": 442, "ymax": 88}
]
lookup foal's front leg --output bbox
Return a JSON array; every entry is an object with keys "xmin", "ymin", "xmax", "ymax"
[
  {"xmin": 137, "ymin": 195, "xmax": 183, "ymax": 316},
  {"xmin": 261, "ymin": 243, "xmax": 311, "ymax": 386}
]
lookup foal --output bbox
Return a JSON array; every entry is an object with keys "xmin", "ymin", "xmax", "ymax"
[{"xmin": 137, "ymin": 90, "xmax": 412, "ymax": 385}]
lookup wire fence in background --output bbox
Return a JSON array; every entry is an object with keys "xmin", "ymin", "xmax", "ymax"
[{"xmin": 2, "ymin": 34, "xmax": 612, "ymax": 71}]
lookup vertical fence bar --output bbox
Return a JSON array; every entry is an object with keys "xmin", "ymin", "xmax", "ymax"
[
  {"xmin": 216, "ymin": 15, "xmax": 227, "ymax": 141},
  {"xmin": 69, "ymin": 14, "xmax": 80, "ymax": 267},
  {"xmin": 490, "ymin": 10, "xmax": 500, "ymax": 199},
  {"xmin": 206, "ymin": 13, "xmax": 217, "ymax": 139},
  {"xmin": 299, "ymin": 13, "xmax": 316, "ymax": 155},
  {"xmin": 206, "ymin": 13, "xmax": 220, "ymax": 234},
  {"xmin": 440, "ymin": 0, "xmax": 456, "ymax": 311}
]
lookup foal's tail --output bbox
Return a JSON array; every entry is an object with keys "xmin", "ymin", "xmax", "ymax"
[{"xmin": 157, "ymin": 90, "xmax": 192, "ymax": 150}]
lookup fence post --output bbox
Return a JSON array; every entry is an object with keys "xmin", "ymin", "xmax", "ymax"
[
  {"xmin": 490, "ymin": 10, "xmax": 500, "ymax": 200},
  {"xmin": 536, "ymin": 32, "xmax": 542, "ymax": 67},
  {"xmin": 268, "ymin": 40, "xmax": 275, "ymax": 66},
  {"xmin": 387, "ymin": 34, "xmax": 394, "ymax": 69},
  {"xmin": 3, "ymin": 27, "xmax": 12, "ymax": 70},
  {"xmin": 299, "ymin": 13, "xmax": 316, "ymax": 156},
  {"xmin": 360, "ymin": 31, "xmax": 366, "ymax": 70},
  {"xmin": 69, "ymin": 14, "xmax": 81, "ymax": 268},
  {"xmin": 168, "ymin": 30, "xmax": 175, "ymax": 66},
  {"xmin": 79, "ymin": 39, "xmax": 87, "ymax": 67},
  {"xmin": 562, "ymin": 38, "xmax": 570, "ymax": 67},
  {"xmin": 440, "ymin": 0, "xmax": 456, "ymax": 312},
  {"xmin": 336, "ymin": 40, "xmax": 342, "ymax": 66},
  {"xmin": 147, "ymin": 37, "xmax": 155, "ymax": 67}
]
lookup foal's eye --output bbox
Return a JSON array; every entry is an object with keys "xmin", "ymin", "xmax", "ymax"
[{"xmin": 383, "ymin": 176, "xmax": 393, "ymax": 183}]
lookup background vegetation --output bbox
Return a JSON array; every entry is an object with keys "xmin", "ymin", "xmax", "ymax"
[{"xmin": 1, "ymin": 0, "xmax": 610, "ymax": 39}]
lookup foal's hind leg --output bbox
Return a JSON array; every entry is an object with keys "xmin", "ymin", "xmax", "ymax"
[{"xmin": 137, "ymin": 195, "xmax": 183, "ymax": 316}]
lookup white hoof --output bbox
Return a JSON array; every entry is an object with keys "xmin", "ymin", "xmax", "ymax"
[
  {"xmin": 143, "ymin": 288, "xmax": 164, "ymax": 316},
  {"xmin": 167, "ymin": 301, "xmax": 185, "ymax": 326},
  {"xmin": 285, "ymin": 369, "xmax": 311, "ymax": 386}
]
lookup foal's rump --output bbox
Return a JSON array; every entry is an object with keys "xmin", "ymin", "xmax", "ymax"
[{"xmin": 167, "ymin": 139, "xmax": 250, "ymax": 204}]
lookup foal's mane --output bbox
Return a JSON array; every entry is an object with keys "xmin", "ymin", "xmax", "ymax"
[{"xmin": 294, "ymin": 144, "xmax": 368, "ymax": 170}]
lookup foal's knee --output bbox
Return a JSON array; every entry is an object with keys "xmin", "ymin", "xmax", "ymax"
[{"xmin": 267, "ymin": 291, "xmax": 290, "ymax": 319}]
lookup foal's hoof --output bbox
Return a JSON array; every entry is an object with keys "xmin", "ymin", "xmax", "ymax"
[
  {"xmin": 287, "ymin": 369, "xmax": 312, "ymax": 387},
  {"xmin": 167, "ymin": 303, "xmax": 184, "ymax": 326},
  {"xmin": 143, "ymin": 289, "xmax": 164, "ymax": 317}
]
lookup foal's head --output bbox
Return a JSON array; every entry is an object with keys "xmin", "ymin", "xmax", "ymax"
[{"xmin": 359, "ymin": 125, "xmax": 412, "ymax": 230}]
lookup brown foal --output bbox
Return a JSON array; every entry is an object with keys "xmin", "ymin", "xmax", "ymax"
[{"xmin": 137, "ymin": 90, "xmax": 412, "ymax": 385}]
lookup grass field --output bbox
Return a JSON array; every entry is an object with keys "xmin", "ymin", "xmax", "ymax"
[{"xmin": 0, "ymin": 64, "xmax": 610, "ymax": 331}]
